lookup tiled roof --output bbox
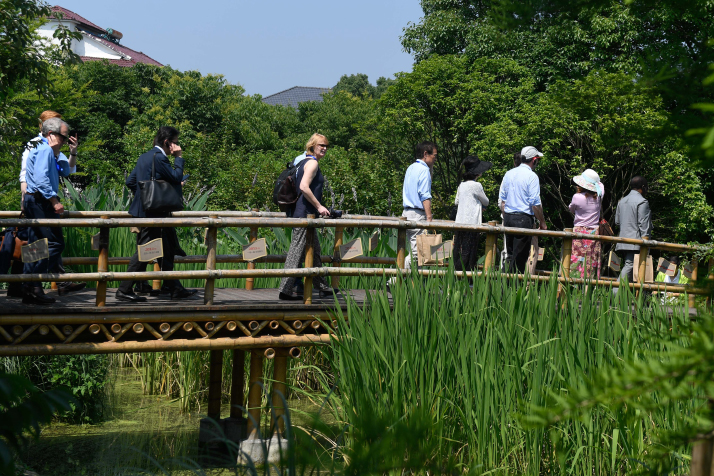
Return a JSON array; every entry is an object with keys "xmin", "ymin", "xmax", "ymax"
[
  {"xmin": 81, "ymin": 33, "xmax": 163, "ymax": 66},
  {"xmin": 262, "ymin": 86, "xmax": 331, "ymax": 108},
  {"xmin": 50, "ymin": 6, "xmax": 105, "ymax": 33}
]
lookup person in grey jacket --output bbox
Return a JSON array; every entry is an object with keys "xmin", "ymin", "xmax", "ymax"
[{"xmin": 614, "ymin": 176, "xmax": 652, "ymax": 284}]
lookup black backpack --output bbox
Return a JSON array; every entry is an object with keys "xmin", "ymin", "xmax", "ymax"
[{"xmin": 273, "ymin": 158, "xmax": 308, "ymax": 213}]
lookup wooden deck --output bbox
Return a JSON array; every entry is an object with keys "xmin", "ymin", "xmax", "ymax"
[
  {"xmin": 0, "ymin": 288, "xmax": 378, "ymax": 356},
  {"xmin": 0, "ymin": 287, "xmax": 369, "ymax": 314}
]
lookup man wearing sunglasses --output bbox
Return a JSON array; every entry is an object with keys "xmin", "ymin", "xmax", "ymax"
[{"xmin": 21, "ymin": 117, "xmax": 74, "ymax": 304}]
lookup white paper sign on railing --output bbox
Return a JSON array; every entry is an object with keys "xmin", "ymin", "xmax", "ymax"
[
  {"xmin": 91, "ymin": 232, "xmax": 101, "ymax": 251},
  {"xmin": 339, "ymin": 238, "xmax": 363, "ymax": 261},
  {"xmin": 657, "ymin": 257, "xmax": 678, "ymax": 277},
  {"xmin": 22, "ymin": 239, "xmax": 49, "ymax": 263},
  {"xmin": 138, "ymin": 238, "xmax": 164, "ymax": 262},
  {"xmin": 369, "ymin": 231, "xmax": 379, "ymax": 252},
  {"xmin": 608, "ymin": 251, "xmax": 621, "ymax": 272},
  {"xmin": 242, "ymin": 238, "xmax": 268, "ymax": 261}
]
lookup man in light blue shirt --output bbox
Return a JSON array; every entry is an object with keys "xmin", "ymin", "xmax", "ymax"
[
  {"xmin": 498, "ymin": 146, "xmax": 547, "ymax": 273},
  {"xmin": 401, "ymin": 141, "xmax": 437, "ymax": 272},
  {"xmin": 22, "ymin": 117, "xmax": 73, "ymax": 304}
]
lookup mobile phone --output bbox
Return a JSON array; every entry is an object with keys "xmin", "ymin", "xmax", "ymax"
[{"xmin": 182, "ymin": 174, "xmax": 190, "ymax": 182}]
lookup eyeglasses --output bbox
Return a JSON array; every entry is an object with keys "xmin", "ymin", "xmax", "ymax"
[
  {"xmin": 317, "ymin": 143, "xmax": 329, "ymax": 148},
  {"xmin": 52, "ymin": 131, "xmax": 69, "ymax": 143}
]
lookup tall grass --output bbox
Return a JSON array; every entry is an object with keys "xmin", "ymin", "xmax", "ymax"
[{"xmin": 325, "ymin": 268, "xmax": 695, "ymax": 474}]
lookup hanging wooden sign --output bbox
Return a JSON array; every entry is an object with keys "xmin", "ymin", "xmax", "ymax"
[
  {"xmin": 22, "ymin": 239, "xmax": 49, "ymax": 263},
  {"xmin": 608, "ymin": 251, "xmax": 621, "ymax": 272},
  {"xmin": 682, "ymin": 263, "xmax": 694, "ymax": 279},
  {"xmin": 339, "ymin": 238, "xmax": 363, "ymax": 261},
  {"xmin": 242, "ymin": 238, "xmax": 268, "ymax": 261},
  {"xmin": 537, "ymin": 247, "xmax": 545, "ymax": 261},
  {"xmin": 138, "ymin": 238, "xmax": 164, "ymax": 262},
  {"xmin": 369, "ymin": 231, "xmax": 379, "ymax": 252}
]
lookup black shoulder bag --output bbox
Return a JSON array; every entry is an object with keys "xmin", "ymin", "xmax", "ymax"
[{"xmin": 138, "ymin": 152, "xmax": 184, "ymax": 213}]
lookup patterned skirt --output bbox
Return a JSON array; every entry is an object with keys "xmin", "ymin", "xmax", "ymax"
[
  {"xmin": 453, "ymin": 231, "xmax": 480, "ymax": 272},
  {"xmin": 571, "ymin": 226, "xmax": 601, "ymax": 279}
]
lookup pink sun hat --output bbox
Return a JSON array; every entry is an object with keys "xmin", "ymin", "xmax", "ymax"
[{"xmin": 573, "ymin": 169, "xmax": 604, "ymax": 198}]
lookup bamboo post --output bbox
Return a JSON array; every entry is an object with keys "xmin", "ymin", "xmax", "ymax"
[
  {"xmin": 152, "ymin": 262, "xmax": 161, "ymax": 291},
  {"xmin": 689, "ymin": 259, "xmax": 699, "ymax": 309},
  {"xmin": 303, "ymin": 214, "xmax": 315, "ymax": 305},
  {"xmin": 204, "ymin": 215, "xmax": 218, "ymax": 305},
  {"xmin": 271, "ymin": 349, "xmax": 288, "ymax": 434},
  {"xmin": 483, "ymin": 220, "xmax": 498, "ymax": 272},
  {"xmin": 396, "ymin": 216, "xmax": 406, "ymax": 269},
  {"xmin": 691, "ymin": 439, "xmax": 714, "ymax": 476},
  {"xmin": 331, "ymin": 226, "xmax": 344, "ymax": 289},
  {"xmin": 707, "ymin": 258, "xmax": 714, "ymax": 310},
  {"xmin": 636, "ymin": 237, "xmax": 649, "ymax": 298},
  {"xmin": 245, "ymin": 223, "xmax": 258, "ymax": 291},
  {"xmin": 207, "ymin": 349, "xmax": 223, "ymax": 420},
  {"xmin": 95, "ymin": 215, "xmax": 110, "ymax": 307},
  {"xmin": 230, "ymin": 350, "xmax": 245, "ymax": 419},
  {"xmin": 247, "ymin": 350, "xmax": 264, "ymax": 435}
]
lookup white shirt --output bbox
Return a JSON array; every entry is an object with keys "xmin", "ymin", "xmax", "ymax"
[
  {"xmin": 20, "ymin": 133, "xmax": 76, "ymax": 183},
  {"xmin": 454, "ymin": 181, "xmax": 489, "ymax": 225}
]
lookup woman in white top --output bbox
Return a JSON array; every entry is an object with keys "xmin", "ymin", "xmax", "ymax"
[{"xmin": 453, "ymin": 156, "xmax": 492, "ymax": 271}]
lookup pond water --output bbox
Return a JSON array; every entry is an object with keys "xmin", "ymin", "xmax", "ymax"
[{"xmin": 20, "ymin": 368, "xmax": 333, "ymax": 476}]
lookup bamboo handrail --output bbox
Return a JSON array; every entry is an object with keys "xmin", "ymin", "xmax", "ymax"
[
  {"xmin": 0, "ymin": 266, "xmax": 708, "ymax": 294},
  {"xmin": 0, "ymin": 216, "xmax": 704, "ymax": 252},
  {"xmin": 60, "ymin": 254, "xmax": 397, "ymax": 266},
  {"xmin": 0, "ymin": 333, "xmax": 334, "ymax": 357}
]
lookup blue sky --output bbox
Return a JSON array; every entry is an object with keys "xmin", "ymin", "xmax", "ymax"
[{"xmin": 57, "ymin": 0, "xmax": 423, "ymax": 96}]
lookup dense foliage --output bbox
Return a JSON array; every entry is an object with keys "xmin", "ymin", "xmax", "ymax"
[{"xmin": 2, "ymin": 56, "xmax": 712, "ymax": 243}]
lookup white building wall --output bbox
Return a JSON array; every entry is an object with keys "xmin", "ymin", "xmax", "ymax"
[{"xmin": 36, "ymin": 20, "xmax": 121, "ymax": 60}]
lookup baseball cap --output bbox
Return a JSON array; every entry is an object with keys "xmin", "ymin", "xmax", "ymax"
[{"xmin": 521, "ymin": 146, "xmax": 544, "ymax": 161}]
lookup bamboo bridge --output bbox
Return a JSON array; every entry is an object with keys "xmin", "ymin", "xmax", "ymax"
[{"xmin": 0, "ymin": 210, "xmax": 710, "ymax": 441}]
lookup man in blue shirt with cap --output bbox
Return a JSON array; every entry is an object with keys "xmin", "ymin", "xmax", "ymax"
[
  {"xmin": 401, "ymin": 141, "xmax": 437, "ymax": 272},
  {"xmin": 499, "ymin": 146, "xmax": 547, "ymax": 273},
  {"xmin": 22, "ymin": 117, "xmax": 73, "ymax": 304}
]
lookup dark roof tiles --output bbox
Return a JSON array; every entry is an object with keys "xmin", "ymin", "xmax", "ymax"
[{"xmin": 262, "ymin": 86, "xmax": 331, "ymax": 108}]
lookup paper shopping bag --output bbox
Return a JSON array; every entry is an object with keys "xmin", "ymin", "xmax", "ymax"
[{"xmin": 416, "ymin": 233, "xmax": 442, "ymax": 266}]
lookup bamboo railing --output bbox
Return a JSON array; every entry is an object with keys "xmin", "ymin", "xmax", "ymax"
[{"xmin": 0, "ymin": 213, "xmax": 711, "ymax": 307}]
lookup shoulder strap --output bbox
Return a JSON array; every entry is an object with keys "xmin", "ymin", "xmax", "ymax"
[{"xmin": 151, "ymin": 151, "xmax": 161, "ymax": 181}]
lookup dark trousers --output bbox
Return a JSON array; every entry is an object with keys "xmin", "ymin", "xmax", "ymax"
[
  {"xmin": 22, "ymin": 194, "xmax": 65, "ymax": 288},
  {"xmin": 118, "ymin": 227, "xmax": 183, "ymax": 294},
  {"xmin": 453, "ymin": 231, "xmax": 480, "ymax": 272},
  {"xmin": 503, "ymin": 213, "xmax": 535, "ymax": 274}
]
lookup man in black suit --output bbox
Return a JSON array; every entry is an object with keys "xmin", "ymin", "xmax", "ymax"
[{"xmin": 116, "ymin": 126, "xmax": 197, "ymax": 302}]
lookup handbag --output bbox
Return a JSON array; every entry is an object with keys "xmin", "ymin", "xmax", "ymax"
[
  {"xmin": 598, "ymin": 218, "xmax": 613, "ymax": 237},
  {"xmin": 449, "ymin": 205, "xmax": 458, "ymax": 221},
  {"xmin": 138, "ymin": 152, "xmax": 184, "ymax": 213}
]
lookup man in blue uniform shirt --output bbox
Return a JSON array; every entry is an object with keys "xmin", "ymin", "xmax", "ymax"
[
  {"xmin": 401, "ymin": 141, "xmax": 437, "ymax": 272},
  {"xmin": 499, "ymin": 146, "xmax": 548, "ymax": 273},
  {"xmin": 22, "ymin": 117, "xmax": 73, "ymax": 304}
]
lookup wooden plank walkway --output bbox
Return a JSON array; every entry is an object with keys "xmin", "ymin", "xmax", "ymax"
[{"xmin": 0, "ymin": 288, "xmax": 369, "ymax": 315}]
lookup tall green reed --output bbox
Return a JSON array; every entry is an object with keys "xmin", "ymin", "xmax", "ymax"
[{"xmin": 326, "ymin": 267, "xmax": 694, "ymax": 474}]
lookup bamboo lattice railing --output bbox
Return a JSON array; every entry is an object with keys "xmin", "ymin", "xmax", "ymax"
[{"xmin": 0, "ymin": 212, "xmax": 711, "ymax": 307}]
